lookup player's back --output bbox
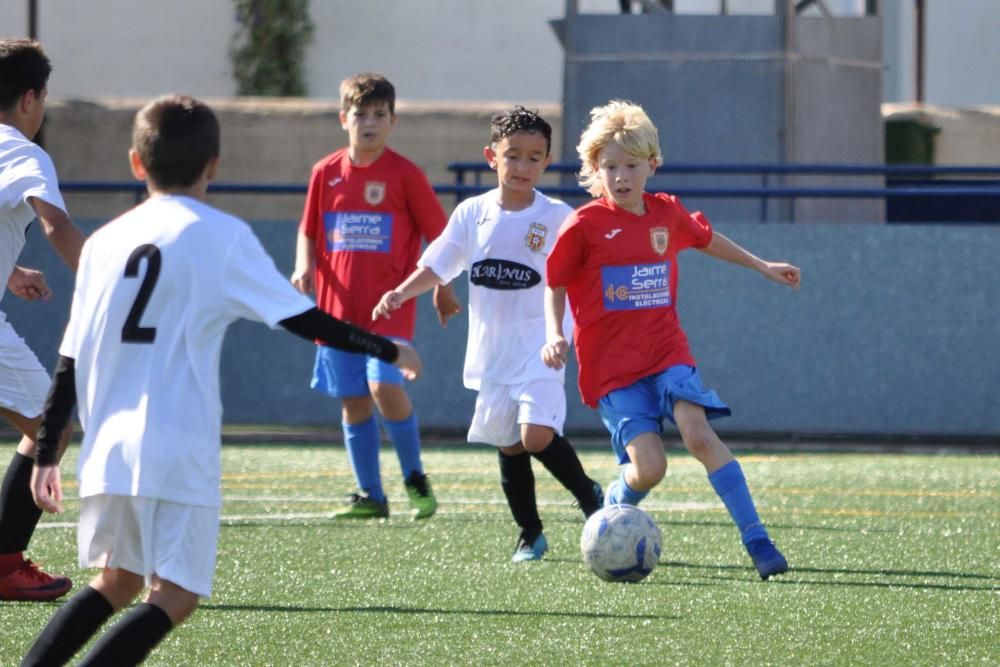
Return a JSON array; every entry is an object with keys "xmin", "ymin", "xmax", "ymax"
[{"xmin": 65, "ymin": 194, "xmax": 308, "ymax": 506}]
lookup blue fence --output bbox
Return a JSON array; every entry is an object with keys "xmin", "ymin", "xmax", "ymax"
[
  {"xmin": 448, "ymin": 162, "xmax": 1000, "ymax": 223},
  {"xmin": 61, "ymin": 162, "xmax": 1000, "ymax": 223}
]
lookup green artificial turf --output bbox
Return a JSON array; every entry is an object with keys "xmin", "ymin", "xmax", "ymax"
[{"xmin": 2, "ymin": 443, "xmax": 997, "ymax": 666}]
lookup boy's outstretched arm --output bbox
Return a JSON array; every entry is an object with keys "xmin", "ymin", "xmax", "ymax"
[
  {"xmin": 541, "ymin": 286, "xmax": 570, "ymax": 370},
  {"xmin": 290, "ymin": 228, "xmax": 316, "ymax": 294},
  {"xmin": 281, "ymin": 307, "xmax": 422, "ymax": 380},
  {"xmin": 698, "ymin": 231, "xmax": 801, "ymax": 289},
  {"xmin": 30, "ymin": 198, "xmax": 84, "ymax": 273},
  {"xmin": 372, "ymin": 266, "xmax": 446, "ymax": 322}
]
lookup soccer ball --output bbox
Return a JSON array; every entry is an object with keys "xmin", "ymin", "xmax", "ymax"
[{"xmin": 580, "ymin": 504, "xmax": 662, "ymax": 583}]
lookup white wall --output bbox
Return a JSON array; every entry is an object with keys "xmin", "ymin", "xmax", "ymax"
[{"xmin": 1, "ymin": 0, "xmax": 997, "ymax": 105}]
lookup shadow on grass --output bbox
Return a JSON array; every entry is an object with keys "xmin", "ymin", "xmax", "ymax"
[
  {"xmin": 199, "ymin": 603, "xmax": 678, "ymax": 620},
  {"xmin": 661, "ymin": 560, "xmax": 1000, "ymax": 592}
]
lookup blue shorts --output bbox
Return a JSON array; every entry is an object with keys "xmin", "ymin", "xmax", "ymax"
[
  {"xmin": 597, "ymin": 365, "xmax": 731, "ymax": 464},
  {"xmin": 310, "ymin": 343, "xmax": 406, "ymax": 398}
]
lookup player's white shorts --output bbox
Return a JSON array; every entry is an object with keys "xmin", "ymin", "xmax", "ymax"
[
  {"xmin": 0, "ymin": 313, "xmax": 49, "ymax": 418},
  {"xmin": 79, "ymin": 494, "xmax": 219, "ymax": 598},
  {"xmin": 467, "ymin": 378, "xmax": 566, "ymax": 448}
]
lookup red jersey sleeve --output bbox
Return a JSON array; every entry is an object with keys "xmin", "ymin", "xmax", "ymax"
[
  {"xmin": 546, "ymin": 214, "xmax": 587, "ymax": 288},
  {"xmin": 656, "ymin": 193, "xmax": 713, "ymax": 250},
  {"xmin": 404, "ymin": 164, "xmax": 447, "ymax": 243},
  {"xmin": 299, "ymin": 161, "xmax": 325, "ymax": 239}
]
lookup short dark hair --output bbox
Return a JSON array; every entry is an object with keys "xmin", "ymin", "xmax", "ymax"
[
  {"xmin": 132, "ymin": 95, "xmax": 220, "ymax": 189},
  {"xmin": 339, "ymin": 72, "xmax": 395, "ymax": 115},
  {"xmin": 490, "ymin": 106, "xmax": 552, "ymax": 155},
  {"xmin": 0, "ymin": 39, "xmax": 52, "ymax": 111}
]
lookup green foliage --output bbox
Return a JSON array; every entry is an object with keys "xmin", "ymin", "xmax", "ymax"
[
  {"xmin": 229, "ymin": 0, "xmax": 314, "ymax": 97},
  {"xmin": 3, "ymin": 444, "xmax": 998, "ymax": 665}
]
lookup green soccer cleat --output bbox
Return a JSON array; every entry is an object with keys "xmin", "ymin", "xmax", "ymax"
[
  {"xmin": 333, "ymin": 493, "xmax": 389, "ymax": 520},
  {"xmin": 404, "ymin": 472, "xmax": 438, "ymax": 519}
]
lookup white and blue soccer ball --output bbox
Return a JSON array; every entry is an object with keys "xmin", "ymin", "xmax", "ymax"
[{"xmin": 580, "ymin": 504, "xmax": 662, "ymax": 583}]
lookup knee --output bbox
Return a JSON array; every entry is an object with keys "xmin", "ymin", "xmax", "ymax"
[
  {"xmin": 521, "ymin": 433, "xmax": 552, "ymax": 454},
  {"xmin": 680, "ymin": 423, "xmax": 721, "ymax": 461},
  {"xmin": 146, "ymin": 583, "xmax": 199, "ymax": 626},
  {"xmin": 631, "ymin": 457, "xmax": 667, "ymax": 490}
]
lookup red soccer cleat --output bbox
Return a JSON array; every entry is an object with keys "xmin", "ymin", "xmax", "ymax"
[{"xmin": 0, "ymin": 558, "xmax": 72, "ymax": 601}]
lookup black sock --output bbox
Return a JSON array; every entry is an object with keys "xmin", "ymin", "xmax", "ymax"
[
  {"xmin": 531, "ymin": 435, "xmax": 602, "ymax": 517},
  {"xmin": 78, "ymin": 603, "xmax": 174, "ymax": 667},
  {"xmin": 0, "ymin": 452, "xmax": 43, "ymax": 553},
  {"xmin": 498, "ymin": 450, "xmax": 542, "ymax": 542},
  {"xmin": 21, "ymin": 586, "xmax": 115, "ymax": 667}
]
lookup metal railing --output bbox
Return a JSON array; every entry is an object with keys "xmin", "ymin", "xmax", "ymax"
[
  {"xmin": 60, "ymin": 162, "xmax": 1000, "ymax": 224},
  {"xmin": 448, "ymin": 161, "xmax": 1000, "ymax": 222}
]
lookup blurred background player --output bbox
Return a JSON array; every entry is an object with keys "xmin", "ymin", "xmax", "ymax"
[
  {"xmin": 374, "ymin": 107, "xmax": 603, "ymax": 561},
  {"xmin": 292, "ymin": 72, "xmax": 458, "ymax": 520},
  {"xmin": 20, "ymin": 95, "xmax": 422, "ymax": 667},
  {"xmin": 0, "ymin": 38, "xmax": 85, "ymax": 602},
  {"xmin": 541, "ymin": 100, "xmax": 800, "ymax": 580}
]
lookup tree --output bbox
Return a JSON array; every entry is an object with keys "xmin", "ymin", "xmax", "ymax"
[{"xmin": 230, "ymin": 0, "xmax": 314, "ymax": 96}]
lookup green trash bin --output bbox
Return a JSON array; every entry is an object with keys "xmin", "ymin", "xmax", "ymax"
[{"xmin": 885, "ymin": 118, "xmax": 940, "ymax": 164}]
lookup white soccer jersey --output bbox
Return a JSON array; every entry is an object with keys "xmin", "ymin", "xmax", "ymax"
[
  {"xmin": 419, "ymin": 188, "xmax": 573, "ymax": 389},
  {"xmin": 60, "ymin": 194, "xmax": 313, "ymax": 508},
  {"xmin": 0, "ymin": 123, "xmax": 67, "ymax": 308}
]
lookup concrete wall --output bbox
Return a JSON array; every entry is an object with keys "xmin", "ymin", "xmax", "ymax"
[
  {"xmin": 554, "ymin": 13, "xmax": 884, "ymax": 224},
  {"xmin": 9, "ymin": 218, "xmax": 999, "ymax": 438}
]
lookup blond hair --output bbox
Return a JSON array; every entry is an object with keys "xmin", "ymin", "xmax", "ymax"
[{"xmin": 576, "ymin": 100, "xmax": 663, "ymax": 197}]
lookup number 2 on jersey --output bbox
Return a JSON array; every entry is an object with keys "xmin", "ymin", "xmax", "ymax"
[{"xmin": 121, "ymin": 244, "xmax": 161, "ymax": 343}]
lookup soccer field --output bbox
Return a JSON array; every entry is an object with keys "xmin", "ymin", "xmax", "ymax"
[{"xmin": 2, "ymin": 442, "xmax": 997, "ymax": 666}]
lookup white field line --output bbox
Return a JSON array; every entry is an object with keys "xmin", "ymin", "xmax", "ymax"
[{"xmin": 35, "ymin": 497, "xmax": 720, "ymax": 529}]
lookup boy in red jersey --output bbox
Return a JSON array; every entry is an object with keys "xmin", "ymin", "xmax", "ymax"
[
  {"xmin": 292, "ymin": 73, "xmax": 458, "ymax": 520},
  {"xmin": 542, "ymin": 101, "xmax": 800, "ymax": 579}
]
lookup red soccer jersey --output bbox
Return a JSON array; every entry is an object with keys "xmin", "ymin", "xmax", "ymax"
[
  {"xmin": 300, "ymin": 147, "xmax": 447, "ymax": 339},
  {"xmin": 546, "ymin": 192, "xmax": 713, "ymax": 407}
]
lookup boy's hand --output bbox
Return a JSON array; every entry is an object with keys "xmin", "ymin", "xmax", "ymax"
[
  {"xmin": 393, "ymin": 341, "xmax": 422, "ymax": 381},
  {"xmin": 760, "ymin": 262, "xmax": 801, "ymax": 289},
  {"xmin": 541, "ymin": 337, "xmax": 570, "ymax": 370},
  {"xmin": 7, "ymin": 266, "xmax": 52, "ymax": 301},
  {"xmin": 30, "ymin": 465, "xmax": 63, "ymax": 514},
  {"xmin": 432, "ymin": 284, "xmax": 461, "ymax": 327},
  {"xmin": 290, "ymin": 267, "xmax": 314, "ymax": 295},
  {"xmin": 373, "ymin": 290, "xmax": 405, "ymax": 320}
]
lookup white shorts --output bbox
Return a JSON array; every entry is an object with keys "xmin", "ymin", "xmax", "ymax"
[
  {"xmin": 467, "ymin": 379, "xmax": 566, "ymax": 447},
  {"xmin": 78, "ymin": 494, "xmax": 220, "ymax": 598},
  {"xmin": 0, "ymin": 314, "xmax": 49, "ymax": 418}
]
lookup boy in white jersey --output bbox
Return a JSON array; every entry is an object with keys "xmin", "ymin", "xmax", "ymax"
[
  {"xmin": 374, "ymin": 107, "xmax": 602, "ymax": 562},
  {"xmin": 20, "ymin": 95, "xmax": 421, "ymax": 667},
  {"xmin": 0, "ymin": 38, "xmax": 85, "ymax": 602}
]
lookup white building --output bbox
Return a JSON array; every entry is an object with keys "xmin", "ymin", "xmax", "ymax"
[{"xmin": 1, "ymin": 0, "xmax": 996, "ymax": 106}]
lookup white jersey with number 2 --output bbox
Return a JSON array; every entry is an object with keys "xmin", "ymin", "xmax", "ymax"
[{"xmin": 60, "ymin": 195, "xmax": 313, "ymax": 508}]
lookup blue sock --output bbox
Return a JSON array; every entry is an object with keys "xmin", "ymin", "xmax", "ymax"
[
  {"xmin": 610, "ymin": 471, "xmax": 648, "ymax": 506},
  {"xmin": 708, "ymin": 460, "xmax": 769, "ymax": 544},
  {"xmin": 383, "ymin": 413, "xmax": 423, "ymax": 480},
  {"xmin": 343, "ymin": 416, "xmax": 385, "ymax": 503}
]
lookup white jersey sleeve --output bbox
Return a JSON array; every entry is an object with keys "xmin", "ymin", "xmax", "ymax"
[
  {"xmin": 418, "ymin": 199, "xmax": 474, "ymax": 284},
  {"xmin": 221, "ymin": 226, "xmax": 314, "ymax": 328}
]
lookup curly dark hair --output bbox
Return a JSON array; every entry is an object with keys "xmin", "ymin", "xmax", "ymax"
[{"xmin": 489, "ymin": 106, "xmax": 552, "ymax": 155}]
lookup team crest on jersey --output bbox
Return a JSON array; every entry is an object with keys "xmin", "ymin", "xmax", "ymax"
[
  {"xmin": 364, "ymin": 181, "xmax": 386, "ymax": 205},
  {"xmin": 650, "ymin": 227, "xmax": 669, "ymax": 255},
  {"xmin": 525, "ymin": 223, "xmax": 547, "ymax": 251}
]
